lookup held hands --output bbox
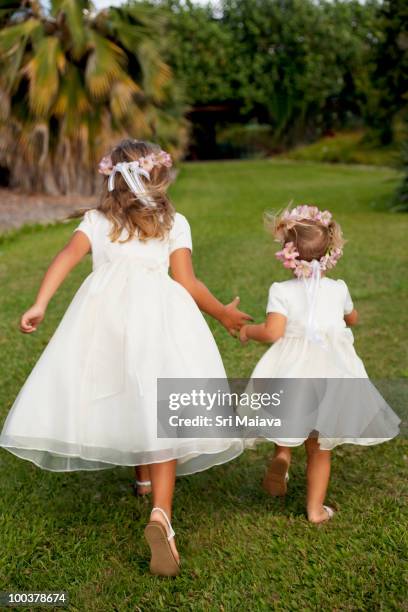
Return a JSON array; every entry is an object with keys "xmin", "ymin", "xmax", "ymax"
[
  {"xmin": 220, "ymin": 297, "xmax": 253, "ymax": 337},
  {"xmin": 239, "ymin": 325, "xmax": 250, "ymax": 344},
  {"xmin": 20, "ymin": 304, "xmax": 46, "ymax": 333}
]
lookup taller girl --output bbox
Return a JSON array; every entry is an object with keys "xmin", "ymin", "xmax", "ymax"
[{"xmin": 0, "ymin": 139, "xmax": 249, "ymax": 575}]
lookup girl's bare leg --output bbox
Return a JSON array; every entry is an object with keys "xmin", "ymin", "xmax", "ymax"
[
  {"xmin": 263, "ymin": 445, "xmax": 291, "ymax": 496},
  {"xmin": 305, "ymin": 437, "xmax": 332, "ymax": 523},
  {"xmin": 149, "ymin": 459, "xmax": 179, "ymax": 563},
  {"xmin": 273, "ymin": 444, "xmax": 292, "ymax": 464},
  {"xmin": 134, "ymin": 465, "xmax": 151, "ymax": 495}
]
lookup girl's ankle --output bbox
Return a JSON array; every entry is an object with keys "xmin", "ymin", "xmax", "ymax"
[
  {"xmin": 306, "ymin": 504, "xmax": 327, "ymax": 523},
  {"xmin": 151, "ymin": 506, "xmax": 172, "ymax": 521},
  {"xmin": 273, "ymin": 450, "xmax": 291, "ymax": 463}
]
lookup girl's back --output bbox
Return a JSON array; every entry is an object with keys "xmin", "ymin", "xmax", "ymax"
[
  {"xmin": 76, "ymin": 209, "xmax": 192, "ymax": 270},
  {"xmin": 268, "ymin": 277, "xmax": 353, "ymax": 332}
]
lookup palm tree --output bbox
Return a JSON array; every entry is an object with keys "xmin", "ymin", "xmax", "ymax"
[{"xmin": 0, "ymin": 0, "xmax": 187, "ymax": 194}]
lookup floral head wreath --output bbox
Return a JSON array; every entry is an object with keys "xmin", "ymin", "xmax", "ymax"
[
  {"xmin": 98, "ymin": 149, "xmax": 172, "ymax": 207},
  {"xmin": 275, "ymin": 205, "xmax": 343, "ymax": 279}
]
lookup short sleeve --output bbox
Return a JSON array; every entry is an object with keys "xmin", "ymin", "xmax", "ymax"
[
  {"xmin": 169, "ymin": 213, "xmax": 193, "ymax": 254},
  {"xmin": 266, "ymin": 283, "xmax": 288, "ymax": 316},
  {"xmin": 73, "ymin": 210, "xmax": 94, "ymax": 244},
  {"xmin": 338, "ymin": 279, "xmax": 354, "ymax": 314}
]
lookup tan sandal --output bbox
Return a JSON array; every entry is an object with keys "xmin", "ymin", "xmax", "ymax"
[
  {"xmin": 144, "ymin": 507, "xmax": 180, "ymax": 577},
  {"xmin": 262, "ymin": 456, "xmax": 290, "ymax": 496}
]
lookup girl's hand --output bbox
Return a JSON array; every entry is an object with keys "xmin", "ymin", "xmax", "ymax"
[
  {"xmin": 240, "ymin": 325, "xmax": 250, "ymax": 344},
  {"xmin": 221, "ymin": 297, "xmax": 253, "ymax": 336},
  {"xmin": 170, "ymin": 249, "xmax": 253, "ymax": 335},
  {"xmin": 20, "ymin": 304, "xmax": 46, "ymax": 333},
  {"xmin": 19, "ymin": 231, "xmax": 90, "ymax": 335}
]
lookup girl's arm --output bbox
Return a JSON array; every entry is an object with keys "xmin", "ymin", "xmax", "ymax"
[
  {"xmin": 170, "ymin": 248, "xmax": 253, "ymax": 335},
  {"xmin": 20, "ymin": 232, "xmax": 91, "ymax": 333},
  {"xmin": 344, "ymin": 309, "xmax": 358, "ymax": 326},
  {"xmin": 240, "ymin": 313, "xmax": 287, "ymax": 344}
]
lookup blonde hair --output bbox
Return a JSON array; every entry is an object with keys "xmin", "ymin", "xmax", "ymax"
[
  {"xmin": 71, "ymin": 139, "xmax": 175, "ymax": 242},
  {"xmin": 265, "ymin": 204, "xmax": 345, "ymax": 262}
]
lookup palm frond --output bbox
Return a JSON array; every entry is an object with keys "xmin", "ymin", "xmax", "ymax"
[
  {"xmin": 109, "ymin": 76, "xmax": 141, "ymax": 120},
  {"xmin": 118, "ymin": 100, "xmax": 152, "ymax": 137},
  {"xmin": 85, "ymin": 31, "xmax": 126, "ymax": 99},
  {"xmin": 53, "ymin": 65, "xmax": 90, "ymax": 117},
  {"xmin": 137, "ymin": 40, "xmax": 172, "ymax": 103},
  {"xmin": 0, "ymin": 17, "xmax": 42, "ymax": 55},
  {"xmin": 23, "ymin": 35, "xmax": 64, "ymax": 116},
  {"xmin": 112, "ymin": 2, "xmax": 167, "ymax": 36},
  {"xmin": 144, "ymin": 105, "xmax": 188, "ymax": 158},
  {"xmin": 0, "ymin": 37, "xmax": 24, "ymax": 93},
  {"xmin": 52, "ymin": 0, "xmax": 87, "ymax": 58},
  {"xmin": 107, "ymin": 9, "xmax": 156, "ymax": 53},
  {"xmin": 0, "ymin": 18, "xmax": 44, "ymax": 93}
]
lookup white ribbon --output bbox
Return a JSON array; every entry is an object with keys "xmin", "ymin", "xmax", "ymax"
[
  {"xmin": 108, "ymin": 161, "xmax": 156, "ymax": 207},
  {"xmin": 302, "ymin": 259, "xmax": 326, "ymax": 347}
]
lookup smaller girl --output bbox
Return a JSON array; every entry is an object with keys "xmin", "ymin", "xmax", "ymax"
[{"xmin": 240, "ymin": 204, "xmax": 400, "ymax": 523}]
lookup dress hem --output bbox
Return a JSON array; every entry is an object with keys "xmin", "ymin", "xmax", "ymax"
[
  {"xmin": 244, "ymin": 435, "xmax": 399, "ymax": 451},
  {"xmin": 0, "ymin": 441, "xmax": 243, "ymax": 476}
]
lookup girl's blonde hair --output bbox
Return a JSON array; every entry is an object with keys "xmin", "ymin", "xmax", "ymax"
[
  {"xmin": 72, "ymin": 139, "xmax": 175, "ymax": 243},
  {"xmin": 265, "ymin": 204, "xmax": 345, "ymax": 262}
]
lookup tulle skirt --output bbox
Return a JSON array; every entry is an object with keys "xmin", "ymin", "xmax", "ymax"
[
  {"xmin": 0, "ymin": 257, "xmax": 243, "ymax": 473},
  {"xmin": 241, "ymin": 325, "xmax": 400, "ymax": 450}
]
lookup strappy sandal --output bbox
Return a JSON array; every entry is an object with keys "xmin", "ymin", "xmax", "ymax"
[
  {"xmin": 323, "ymin": 505, "xmax": 335, "ymax": 521},
  {"xmin": 144, "ymin": 507, "xmax": 180, "ymax": 577},
  {"xmin": 308, "ymin": 505, "xmax": 335, "ymax": 524},
  {"xmin": 133, "ymin": 479, "xmax": 152, "ymax": 497},
  {"xmin": 262, "ymin": 456, "xmax": 290, "ymax": 497}
]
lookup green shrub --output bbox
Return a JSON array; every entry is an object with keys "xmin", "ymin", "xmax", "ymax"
[
  {"xmin": 216, "ymin": 123, "xmax": 274, "ymax": 158},
  {"xmin": 393, "ymin": 141, "xmax": 408, "ymax": 211},
  {"xmin": 285, "ymin": 132, "xmax": 399, "ymax": 167}
]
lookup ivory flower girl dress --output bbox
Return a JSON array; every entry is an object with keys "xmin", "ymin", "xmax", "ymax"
[
  {"xmin": 243, "ymin": 268, "xmax": 400, "ymax": 449},
  {"xmin": 0, "ymin": 210, "xmax": 242, "ymax": 473}
]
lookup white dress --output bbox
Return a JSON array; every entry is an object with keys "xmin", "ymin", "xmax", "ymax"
[
  {"xmin": 0, "ymin": 210, "xmax": 243, "ymax": 473},
  {"xmin": 242, "ymin": 277, "xmax": 400, "ymax": 450}
]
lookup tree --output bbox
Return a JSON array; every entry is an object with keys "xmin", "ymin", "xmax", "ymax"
[
  {"xmin": 160, "ymin": 0, "xmax": 378, "ymax": 149},
  {"xmin": 163, "ymin": 0, "xmax": 237, "ymax": 105},
  {"xmin": 221, "ymin": 0, "xmax": 377, "ymax": 145},
  {"xmin": 365, "ymin": 0, "xmax": 408, "ymax": 144},
  {"xmin": 393, "ymin": 120, "xmax": 408, "ymax": 211},
  {"xmin": 0, "ymin": 0, "xmax": 187, "ymax": 194}
]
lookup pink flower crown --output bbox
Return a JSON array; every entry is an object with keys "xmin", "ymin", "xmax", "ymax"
[
  {"xmin": 98, "ymin": 149, "xmax": 172, "ymax": 176},
  {"xmin": 276, "ymin": 242, "xmax": 342, "ymax": 278},
  {"xmin": 275, "ymin": 205, "xmax": 342, "ymax": 278},
  {"xmin": 281, "ymin": 204, "xmax": 332, "ymax": 227}
]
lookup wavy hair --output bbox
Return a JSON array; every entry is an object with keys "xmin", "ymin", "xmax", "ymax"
[
  {"xmin": 71, "ymin": 139, "xmax": 175, "ymax": 242},
  {"xmin": 265, "ymin": 204, "xmax": 345, "ymax": 262}
]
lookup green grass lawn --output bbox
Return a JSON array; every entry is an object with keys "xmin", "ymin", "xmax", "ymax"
[{"xmin": 0, "ymin": 160, "xmax": 407, "ymax": 611}]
